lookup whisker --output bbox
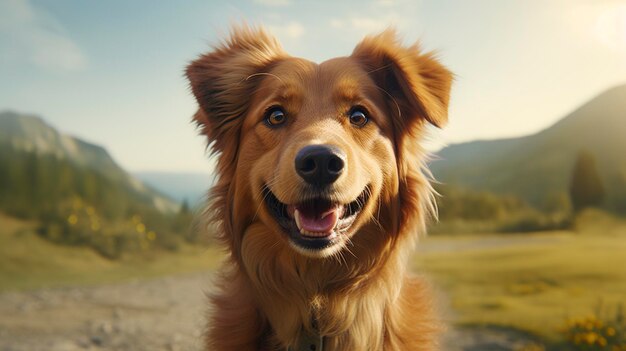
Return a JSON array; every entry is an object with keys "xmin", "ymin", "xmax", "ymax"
[
  {"xmin": 244, "ymin": 72, "xmax": 285, "ymax": 85},
  {"xmin": 337, "ymin": 249, "xmax": 348, "ymax": 267},
  {"xmin": 332, "ymin": 250, "xmax": 344, "ymax": 266},
  {"xmin": 366, "ymin": 63, "xmax": 394, "ymax": 75},
  {"xmin": 343, "ymin": 239, "xmax": 357, "ymax": 259},
  {"xmin": 252, "ymin": 176, "xmax": 281, "ymax": 221}
]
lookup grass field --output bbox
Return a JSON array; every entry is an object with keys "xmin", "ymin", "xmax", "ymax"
[
  {"xmin": 416, "ymin": 210, "xmax": 626, "ymax": 341},
  {"xmin": 0, "ymin": 214, "xmax": 222, "ymax": 291},
  {"xmin": 2, "ymin": 210, "xmax": 625, "ymax": 343}
]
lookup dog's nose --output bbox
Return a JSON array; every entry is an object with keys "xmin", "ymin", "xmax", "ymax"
[{"xmin": 295, "ymin": 145, "xmax": 345, "ymax": 186}]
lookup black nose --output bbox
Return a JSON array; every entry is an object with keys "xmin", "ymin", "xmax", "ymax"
[{"xmin": 295, "ymin": 145, "xmax": 346, "ymax": 186}]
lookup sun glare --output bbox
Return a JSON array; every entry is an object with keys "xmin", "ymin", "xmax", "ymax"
[{"xmin": 595, "ymin": 3, "xmax": 626, "ymax": 52}]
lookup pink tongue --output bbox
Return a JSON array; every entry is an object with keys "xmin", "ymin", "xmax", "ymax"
[{"xmin": 294, "ymin": 207, "xmax": 341, "ymax": 236}]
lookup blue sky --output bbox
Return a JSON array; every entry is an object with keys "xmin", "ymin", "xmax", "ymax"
[{"xmin": 1, "ymin": 0, "xmax": 625, "ymax": 173}]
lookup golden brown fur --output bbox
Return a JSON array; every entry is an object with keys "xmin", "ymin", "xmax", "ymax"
[{"xmin": 186, "ymin": 26, "xmax": 452, "ymax": 351}]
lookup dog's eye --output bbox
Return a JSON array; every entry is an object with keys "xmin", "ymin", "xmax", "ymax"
[
  {"xmin": 349, "ymin": 108, "xmax": 369, "ymax": 127},
  {"xmin": 265, "ymin": 107, "xmax": 286, "ymax": 127}
]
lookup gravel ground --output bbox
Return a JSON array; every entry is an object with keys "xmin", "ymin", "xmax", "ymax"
[
  {"xmin": 0, "ymin": 271, "xmax": 534, "ymax": 351},
  {"xmin": 0, "ymin": 273, "xmax": 209, "ymax": 351}
]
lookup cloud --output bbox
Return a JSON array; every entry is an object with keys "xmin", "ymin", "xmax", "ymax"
[
  {"xmin": 268, "ymin": 21, "xmax": 305, "ymax": 39},
  {"xmin": 253, "ymin": 0, "xmax": 291, "ymax": 6},
  {"xmin": 330, "ymin": 14, "xmax": 403, "ymax": 33},
  {"xmin": 329, "ymin": 0, "xmax": 417, "ymax": 35},
  {"xmin": 0, "ymin": 0, "xmax": 87, "ymax": 72},
  {"xmin": 330, "ymin": 17, "xmax": 389, "ymax": 32}
]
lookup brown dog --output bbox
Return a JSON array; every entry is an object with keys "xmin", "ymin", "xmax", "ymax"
[{"xmin": 186, "ymin": 26, "xmax": 452, "ymax": 351}]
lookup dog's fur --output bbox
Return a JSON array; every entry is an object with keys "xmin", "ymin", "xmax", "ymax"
[{"xmin": 186, "ymin": 26, "xmax": 452, "ymax": 351}]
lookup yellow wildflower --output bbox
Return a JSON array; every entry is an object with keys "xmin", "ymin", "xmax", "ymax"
[
  {"xmin": 585, "ymin": 332, "xmax": 598, "ymax": 344},
  {"xmin": 136, "ymin": 223, "xmax": 146, "ymax": 233},
  {"xmin": 599, "ymin": 336, "xmax": 607, "ymax": 347},
  {"xmin": 147, "ymin": 231, "xmax": 156, "ymax": 241},
  {"xmin": 91, "ymin": 221, "xmax": 100, "ymax": 231},
  {"xmin": 67, "ymin": 214, "xmax": 78, "ymax": 225}
]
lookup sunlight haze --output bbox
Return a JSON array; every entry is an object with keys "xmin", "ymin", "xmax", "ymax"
[{"xmin": 1, "ymin": 0, "xmax": 625, "ymax": 173}]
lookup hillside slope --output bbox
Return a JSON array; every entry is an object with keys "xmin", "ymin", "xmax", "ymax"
[
  {"xmin": 0, "ymin": 111, "xmax": 192, "ymax": 257},
  {"xmin": 432, "ymin": 84, "xmax": 626, "ymax": 209},
  {"xmin": 0, "ymin": 111, "xmax": 178, "ymax": 213}
]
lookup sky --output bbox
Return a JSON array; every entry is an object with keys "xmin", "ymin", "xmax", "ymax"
[{"xmin": 1, "ymin": 0, "xmax": 625, "ymax": 173}]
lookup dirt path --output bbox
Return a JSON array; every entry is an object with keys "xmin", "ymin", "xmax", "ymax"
[
  {"xmin": 0, "ymin": 270, "xmax": 534, "ymax": 351},
  {"xmin": 0, "ymin": 273, "xmax": 209, "ymax": 351}
]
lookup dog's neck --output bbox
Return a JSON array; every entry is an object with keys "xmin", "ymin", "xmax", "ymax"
[{"xmin": 240, "ymin": 222, "xmax": 415, "ymax": 350}]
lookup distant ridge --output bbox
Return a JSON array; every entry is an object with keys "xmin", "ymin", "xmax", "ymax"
[
  {"xmin": 0, "ymin": 110, "xmax": 178, "ymax": 213},
  {"xmin": 134, "ymin": 171, "xmax": 215, "ymax": 205},
  {"xmin": 0, "ymin": 111, "xmax": 123, "ymax": 181},
  {"xmin": 431, "ymin": 84, "xmax": 626, "ymax": 209}
]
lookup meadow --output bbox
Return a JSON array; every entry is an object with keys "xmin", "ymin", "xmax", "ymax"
[
  {"xmin": 417, "ymin": 210, "xmax": 626, "ymax": 346},
  {"xmin": 2, "ymin": 210, "xmax": 625, "ymax": 347},
  {"xmin": 0, "ymin": 213, "xmax": 220, "ymax": 291}
]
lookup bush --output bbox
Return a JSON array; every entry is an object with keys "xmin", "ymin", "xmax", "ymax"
[
  {"xmin": 431, "ymin": 184, "xmax": 577, "ymax": 234},
  {"xmin": 518, "ymin": 307, "xmax": 626, "ymax": 351},
  {"xmin": 1, "ymin": 148, "xmax": 198, "ymax": 258},
  {"xmin": 436, "ymin": 185, "xmax": 530, "ymax": 221},
  {"xmin": 557, "ymin": 307, "xmax": 626, "ymax": 351},
  {"xmin": 36, "ymin": 197, "xmax": 189, "ymax": 259},
  {"xmin": 499, "ymin": 213, "xmax": 572, "ymax": 233},
  {"xmin": 517, "ymin": 344, "xmax": 546, "ymax": 351}
]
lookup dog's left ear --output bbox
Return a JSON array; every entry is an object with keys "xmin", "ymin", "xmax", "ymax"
[{"xmin": 351, "ymin": 29, "xmax": 452, "ymax": 128}]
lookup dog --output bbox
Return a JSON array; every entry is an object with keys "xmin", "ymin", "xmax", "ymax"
[{"xmin": 186, "ymin": 25, "xmax": 452, "ymax": 351}]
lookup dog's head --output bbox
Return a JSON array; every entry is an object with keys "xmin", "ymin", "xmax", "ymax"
[{"xmin": 187, "ymin": 26, "xmax": 451, "ymax": 260}]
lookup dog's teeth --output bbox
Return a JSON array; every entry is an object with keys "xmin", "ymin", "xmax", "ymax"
[
  {"xmin": 294, "ymin": 209, "xmax": 303, "ymax": 232},
  {"xmin": 301, "ymin": 229, "xmax": 328, "ymax": 237}
]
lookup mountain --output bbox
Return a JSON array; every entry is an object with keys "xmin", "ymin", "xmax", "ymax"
[
  {"xmin": 133, "ymin": 171, "xmax": 215, "ymax": 205},
  {"xmin": 0, "ymin": 111, "xmax": 178, "ymax": 214},
  {"xmin": 0, "ymin": 111, "xmax": 122, "ymax": 180},
  {"xmin": 431, "ymin": 84, "xmax": 626, "ymax": 209}
]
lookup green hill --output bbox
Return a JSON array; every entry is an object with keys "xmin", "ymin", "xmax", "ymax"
[
  {"xmin": 0, "ymin": 111, "xmax": 193, "ymax": 257},
  {"xmin": 432, "ymin": 84, "xmax": 626, "ymax": 212},
  {"xmin": 0, "ymin": 111, "xmax": 177, "ymax": 213},
  {"xmin": 0, "ymin": 111, "xmax": 122, "ymax": 180}
]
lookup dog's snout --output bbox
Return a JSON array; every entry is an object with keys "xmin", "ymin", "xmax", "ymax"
[{"xmin": 295, "ymin": 145, "xmax": 346, "ymax": 186}]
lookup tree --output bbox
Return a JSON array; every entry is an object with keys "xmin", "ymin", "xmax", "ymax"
[
  {"xmin": 174, "ymin": 200, "xmax": 196, "ymax": 242},
  {"xmin": 569, "ymin": 150, "xmax": 605, "ymax": 212},
  {"xmin": 542, "ymin": 191, "xmax": 572, "ymax": 214}
]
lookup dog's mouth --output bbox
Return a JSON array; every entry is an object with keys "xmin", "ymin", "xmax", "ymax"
[{"xmin": 263, "ymin": 186, "xmax": 370, "ymax": 252}]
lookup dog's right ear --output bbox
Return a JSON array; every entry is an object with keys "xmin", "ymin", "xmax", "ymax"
[{"xmin": 186, "ymin": 26, "xmax": 286, "ymax": 153}]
